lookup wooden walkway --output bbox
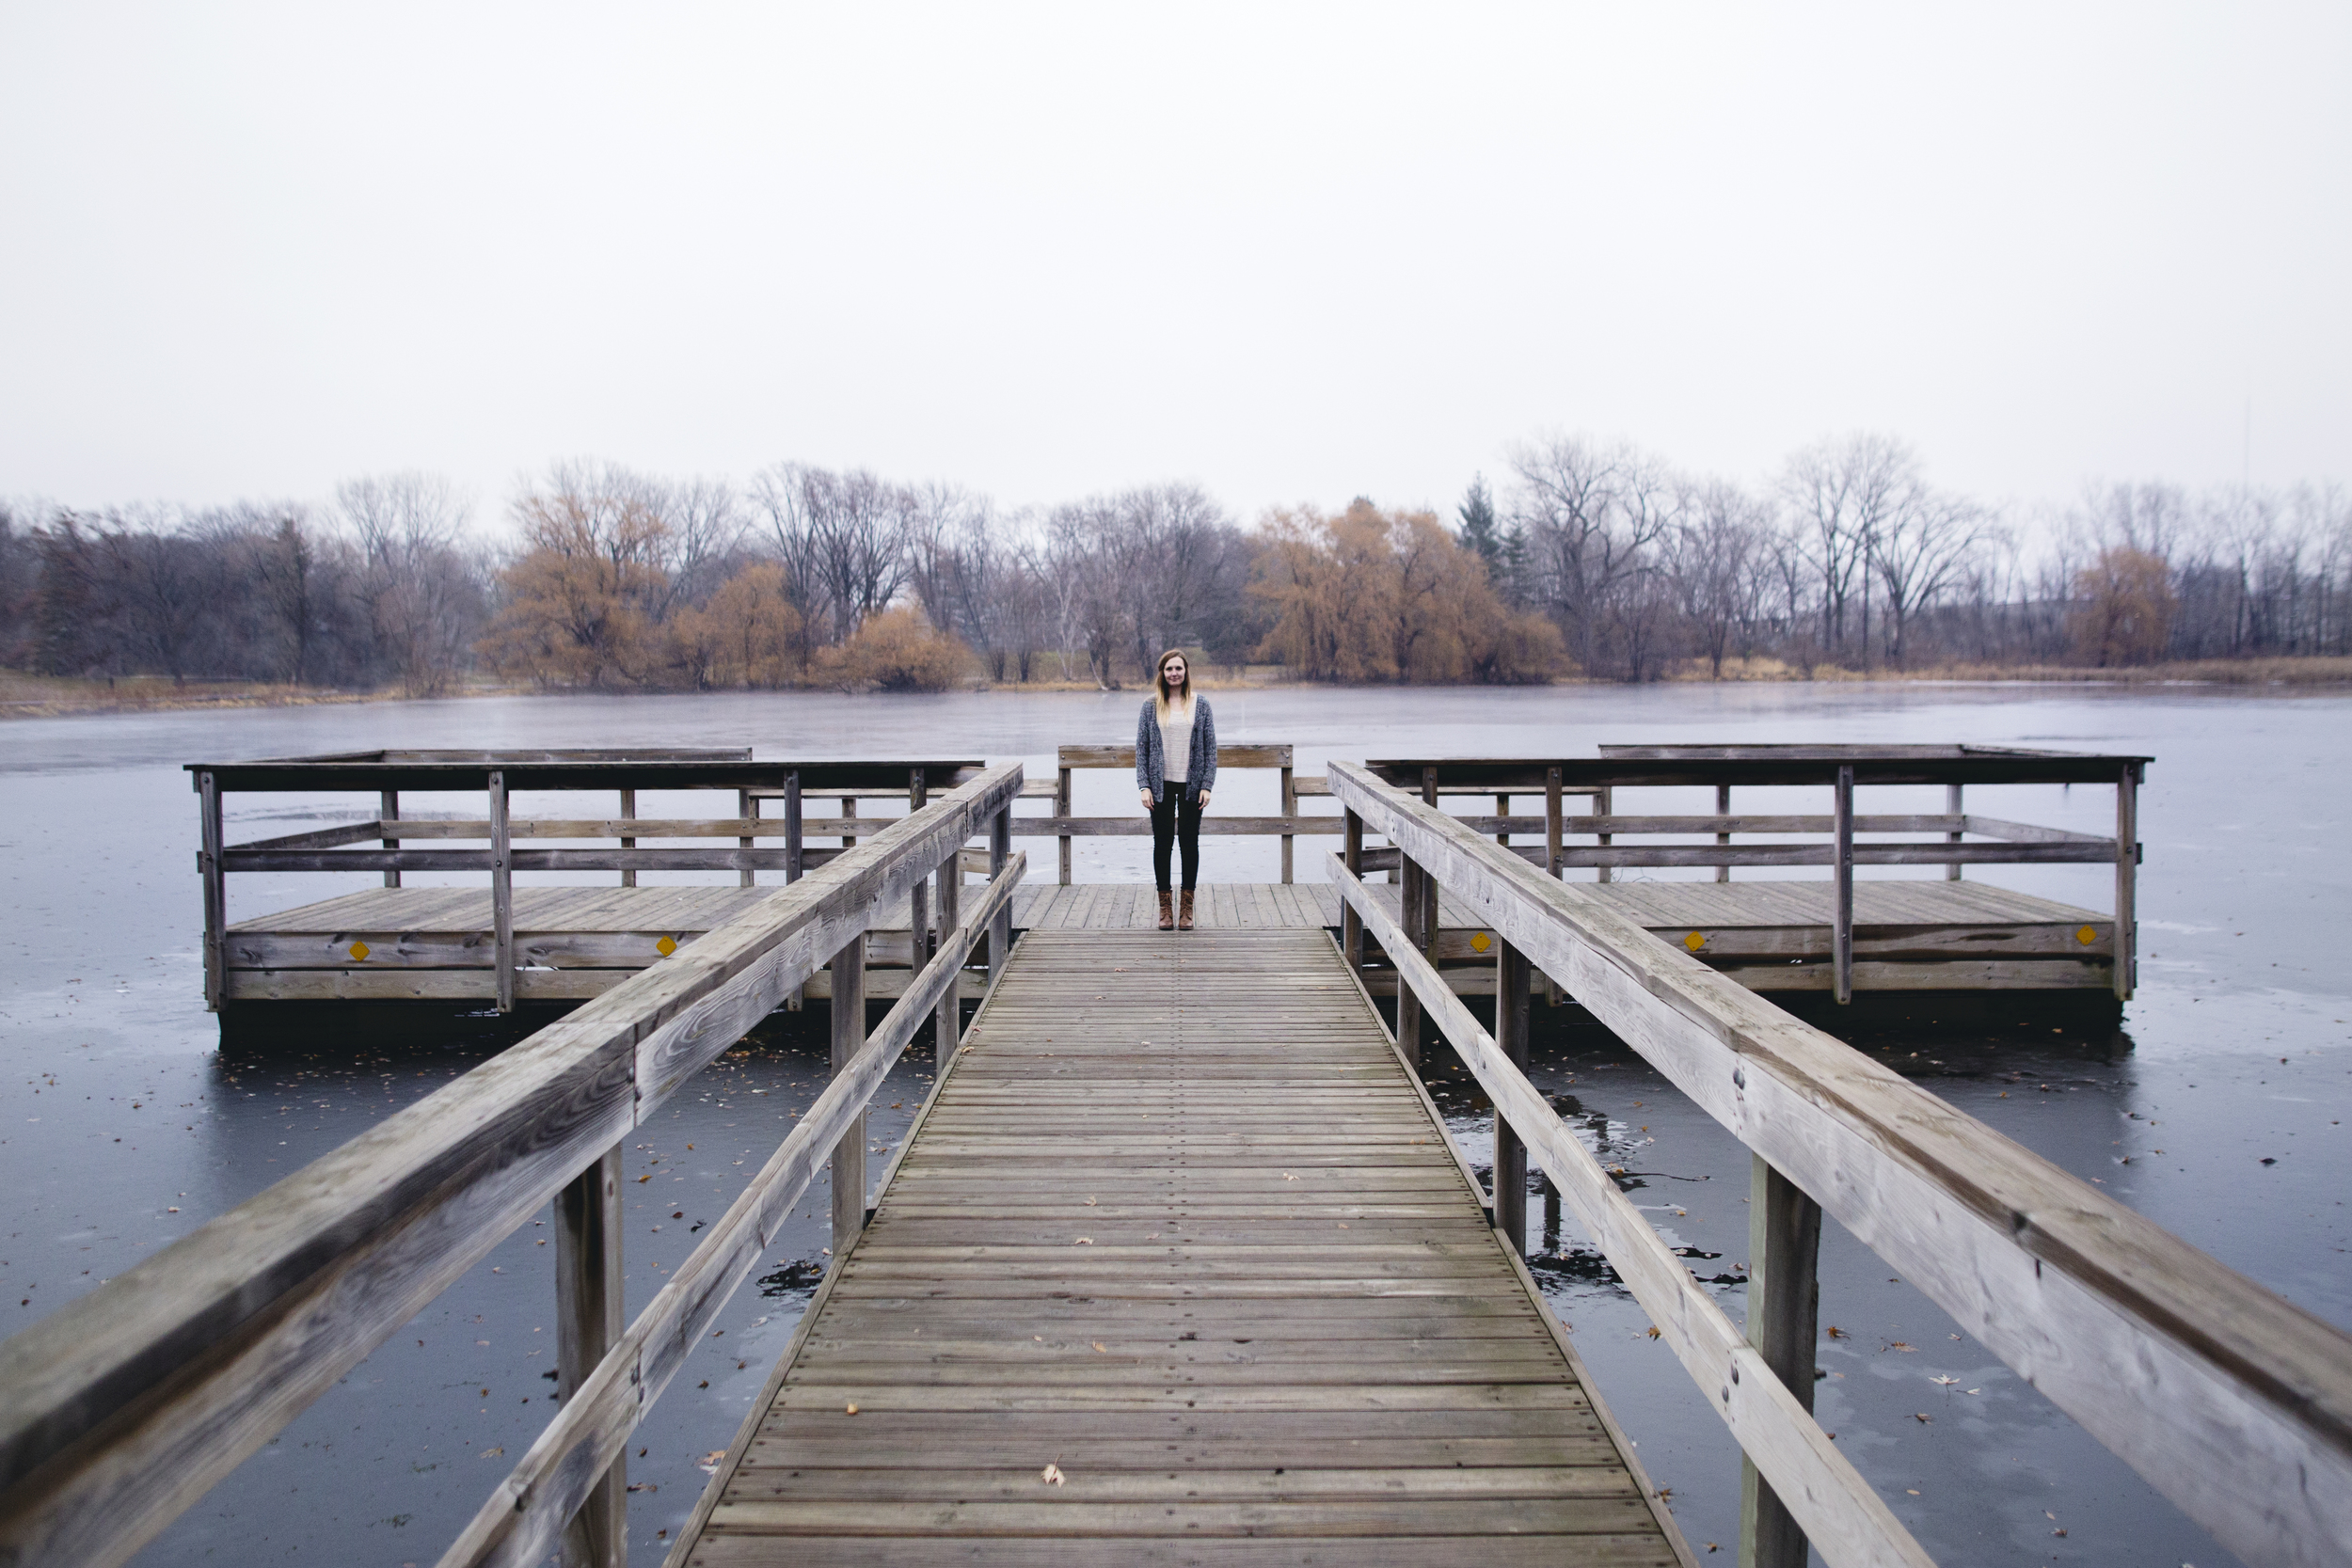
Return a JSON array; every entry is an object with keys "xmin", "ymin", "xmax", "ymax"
[
  {"xmin": 223, "ymin": 879, "xmax": 2109, "ymax": 1003},
  {"xmin": 670, "ymin": 928, "xmax": 1688, "ymax": 1567}
]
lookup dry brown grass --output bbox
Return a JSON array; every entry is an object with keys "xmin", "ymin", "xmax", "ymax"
[
  {"xmin": 0, "ymin": 671, "xmax": 393, "ymax": 719},
  {"xmin": 1662, "ymin": 655, "xmax": 2352, "ymax": 686}
]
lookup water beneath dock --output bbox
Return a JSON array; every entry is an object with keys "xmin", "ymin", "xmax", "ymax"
[{"xmin": 1, "ymin": 683, "xmax": 2344, "ymax": 1566}]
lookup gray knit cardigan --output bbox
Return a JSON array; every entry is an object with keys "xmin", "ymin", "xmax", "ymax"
[{"xmin": 1135, "ymin": 697, "xmax": 1217, "ymax": 799}]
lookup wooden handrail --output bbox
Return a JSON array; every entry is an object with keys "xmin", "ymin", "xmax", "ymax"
[
  {"xmin": 1331, "ymin": 850, "xmax": 1934, "ymax": 1568},
  {"xmin": 439, "ymin": 852, "xmax": 1026, "ymax": 1568},
  {"xmin": 0, "ymin": 765, "xmax": 1025, "ymax": 1568},
  {"xmin": 1327, "ymin": 760, "xmax": 2352, "ymax": 1568}
]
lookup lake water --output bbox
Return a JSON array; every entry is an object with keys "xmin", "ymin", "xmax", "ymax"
[{"xmin": 1, "ymin": 683, "xmax": 2344, "ymax": 1566}]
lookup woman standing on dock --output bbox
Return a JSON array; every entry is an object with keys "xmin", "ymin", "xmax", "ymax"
[{"xmin": 1137, "ymin": 650, "xmax": 1217, "ymax": 930}]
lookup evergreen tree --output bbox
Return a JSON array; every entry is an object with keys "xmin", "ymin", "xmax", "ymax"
[{"xmin": 1456, "ymin": 475, "xmax": 1525, "ymax": 600}]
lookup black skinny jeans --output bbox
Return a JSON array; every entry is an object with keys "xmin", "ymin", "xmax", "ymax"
[{"xmin": 1151, "ymin": 784, "xmax": 1203, "ymax": 893}]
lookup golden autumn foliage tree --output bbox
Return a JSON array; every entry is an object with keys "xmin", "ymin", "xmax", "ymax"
[
  {"xmin": 821, "ymin": 606, "xmax": 972, "ymax": 691},
  {"xmin": 478, "ymin": 465, "xmax": 673, "ymax": 687},
  {"xmin": 665, "ymin": 563, "xmax": 803, "ymax": 689},
  {"xmin": 2070, "ymin": 546, "xmax": 2175, "ymax": 666},
  {"xmin": 1249, "ymin": 500, "xmax": 1562, "ymax": 682}
]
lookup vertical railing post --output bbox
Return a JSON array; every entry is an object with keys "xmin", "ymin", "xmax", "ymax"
[
  {"xmin": 1944, "ymin": 782, "xmax": 1963, "ymax": 881},
  {"xmin": 198, "ymin": 769, "xmax": 225, "ymax": 1013},
  {"xmin": 381, "ymin": 788, "xmax": 402, "ymax": 889},
  {"xmin": 1832, "ymin": 765, "xmax": 1853, "ymax": 1006},
  {"xmin": 840, "ymin": 794, "xmax": 858, "ymax": 849},
  {"xmin": 1493, "ymin": 938, "xmax": 1530, "ymax": 1255},
  {"xmin": 1544, "ymin": 766, "xmax": 1563, "ymax": 1006},
  {"xmin": 1057, "ymin": 764, "xmax": 1073, "ymax": 886},
  {"xmin": 1715, "ymin": 783, "xmax": 1731, "ymax": 883},
  {"xmin": 1595, "ymin": 784, "xmax": 1613, "ymax": 885},
  {"xmin": 1395, "ymin": 848, "xmax": 1423, "ymax": 1068},
  {"xmin": 829, "ymin": 934, "xmax": 867, "ymax": 1247},
  {"xmin": 784, "ymin": 771, "xmax": 803, "ymax": 1013},
  {"xmin": 490, "ymin": 768, "xmax": 515, "ymax": 1014},
  {"xmin": 907, "ymin": 769, "xmax": 930, "ymax": 984},
  {"xmin": 1342, "ymin": 809, "xmax": 1364, "ymax": 973},
  {"xmin": 617, "ymin": 788, "xmax": 636, "ymax": 889},
  {"xmin": 1739, "ymin": 1155, "xmax": 1822, "ymax": 1568},
  {"xmin": 738, "ymin": 786, "xmax": 755, "ymax": 888},
  {"xmin": 934, "ymin": 845, "xmax": 961, "ymax": 1071},
  {"xmin": 2116, "ymin": 763, "xmax": 2138, "ymax": 1002},
  {"xmin": 556, "ymin": 1146, "xmax": 626, "ymax": 1568},
  {"xmin": 1279, "ymin": 758, "xmax": 1296, "ymax": 885},
  {"xmin": 987, "ymin": 803, "xmax": 1012, "ymax": 990},
  {"xmin": 1494, "ymin": 793, "xmax": 1510, "ymax": 848}
]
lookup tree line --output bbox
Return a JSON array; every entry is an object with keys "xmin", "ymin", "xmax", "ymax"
[{"xmin": 4, "ymin": 434, "xmax": 2345, "ymax": 692}]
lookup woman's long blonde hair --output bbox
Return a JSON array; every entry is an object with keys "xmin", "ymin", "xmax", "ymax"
[{"xmin": 1153, "ymin": 649, "xmax": 1194, "ymax": 721}]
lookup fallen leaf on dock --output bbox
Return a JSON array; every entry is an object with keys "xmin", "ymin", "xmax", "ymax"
[
  {"xmin": 1041, "ymin": 1464, "xmax": 1065, "ymax": 1485},
  {"xmin": 478, "ymin": 1447, "xmax": 504, "ymax": 1459},
  {"xmin": 1913, "ymin": 1413, "xmax": 1931, "ymax": 1423},
  {"xmin": 844, "ymin": 1402, "xmax": 858, "ymax": 1415},
  {"xmin": 1931, "ymin": 1376, "xmax": 1959, "ymax": 1386},
  {"xmin": 1825, "ymin": 1325, "xmax": 1847, "ymax": 1338},
  {"xmin": 1645, "ymin": 1325, "xmax": 1661, "ymax": 1338},
  {"xmin": 1073, "ymin": 1237, "xmax": 1093, "ymax": 1244}
]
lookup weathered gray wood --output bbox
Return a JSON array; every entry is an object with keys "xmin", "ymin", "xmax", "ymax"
[
  {"xmin": 490, "ymin": 770, "xmax": 515, "ymax": 1014},
  {"xmin": 197, "ymin": 770, "xmax": 224, "ymax": 1012},
  {"xmin": 738, "ymin": 788, "xmax": 755, "ymax": 888},
  {"xmin": 1493, "ymin": 938, "xmax": 1529, "ymax": 1254},
  {"xmin": 442, "ymin": 856, "xmax": 1025, "ymax": 1568},
  {"xmin": 1739, "ymin": 1155, "xmax": 1820, "ymax": 1568},
  {"xmin": 934, "ymin": 853, "xmax": 961, "ymax": 1070},
  {"xmin": 1057, "ymin": 765, "xmax": 1073, "ymax": 885},
  {"xmin": 556, "ymin": 1147, "xmax": 626, "ymax": 1568},
  {"xmin": 1944, "ymin": 783, "xmax": 1962, "ymax": 880},
  {"xmin": 1327, "ymin": 761, "xmax": 2352, "ymax": 1568},
  {"xmin": 1329, "ymin": 857, "xmax": 1930, "ymax": 1568},
  {"xmin": 383, "ymin": 789, "xmax": 403, "ymax": 888},
  {"xmin": 1058, "ymin": 742, "xmax": 1293, "ymax": 769},
  {"xmin": 1714, "ymin": 784, "xmax": 1731, "ymax": 883},
  {"xmin": 1281, "ymin": 763, "xmax": 1296, "ymax": 883},
  {"xmin": 785, "ymin": 772, "xmax": 803, "ymax": 1011},
  {"xmin": 1008, "ymin": 816, "xmax": 1339, "ymax": 837},
  {"xmin": 2116, "ymin": 764, "xmax": 2138, "ymax": 1002},
  {"xmin": 1343, "ymin": 810, "xmax": 1364, "ymax": 972},
  {"xmin": 830, "ymin": 934, "xmax": 868, "ymax": 1254},
  {"xmin": 1831, "ymin": 766, "xmax": 1851, "ymax": 1006},
  {"xmin": 0, "ymin": 768, "xmax": 1026, "ymax": 1568},
  {"xmin": 617, "ymin": 788, "xmax": 636, "ymax": 888},
  {"xmin": 987, "ymin": 805, "xmax": 1011, "ymax": 988},
  {"xmin": 1594, "ymin": 784, "xmax": 1613, "ymax": 885}
]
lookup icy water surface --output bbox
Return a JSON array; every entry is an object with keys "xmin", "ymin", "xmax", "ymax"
[{"xmin": 0, "ymin": 684, "xmax": 2344, "ymax": 1565}]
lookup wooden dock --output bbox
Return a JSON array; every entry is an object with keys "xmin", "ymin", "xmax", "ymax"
[
  {"xmin": 670, "ymin": 927, "xmax": 1688, "ymax": 1566},
  {"xmin": 221, "ymin": 876, "xmax": 2113, "ymax": 1003}
]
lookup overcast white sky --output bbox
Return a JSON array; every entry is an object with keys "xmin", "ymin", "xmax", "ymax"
[{"xmin": 3, "ymin": 4, "xmax": 2345, "ymax": 531}]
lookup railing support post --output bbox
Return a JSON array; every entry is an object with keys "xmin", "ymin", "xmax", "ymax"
[
  {"xmin": 1057, "ymin": 765, "xmax": 1073, "ymax": 885},
  {"xmin": 1714, "ymin": 784, "xmax": 1731, "ymax": 883},
  {"xmin": 1832, "ymin": 765, "xmax": 1853, "ymax": 1006},
  {"xmin": 1342, "ymin": 809, "xmax": 1364, "ymax": 973},
  {"xmin": 382, "ymin": 788, "xmax": 403, "ymax": 889},
  {"xmin": 1394, "ymin": 852, "xmax": 1423, "ymax": 1067},
  {"xmin": 198, "ymin": 769, "xmax": 225, "ymax": 1013},
  {"xmin": 987, "ymin": 803, "xmax": 1012, "ymax": 989},
  {"xmin": 617, "ymin": 788, "xmax": 635, "ymax": 888},
  {"xmin": 907, "ymin": 769, "xmax": 930, "ymax": 989},
  {"xmin": 934, "ymin": 848, "xmax": 961, "ymax": 1071},
  {"xmin": 738, "ymin": 787, "xmax": 755, "ymax": 888},
  {"xmin": 1279, "ymin": 762, "xmax": 1295, "ymax": 883},
  {"xmin": 1740, "ymin": 1154, "xmax": 1822, "ymax": 1568},
  {"xmin": 556, "ymin": 1145, "xmax": 626, "ymax": 1568},
  {"xmin": 1493, "ymin": 937, "xmax": 1530, "ymax": 1255},
  {"xmin": 1945, "ymin": 782, "xmax": 1963, "ymax": 881},
  {"xmin": 490, "ymin": 768, "xmax": 515, "ymax": 1014},
  {"xmin": 785, "ymin": 770, "xmax": 804, "ymax": 1012},
  {"xmin": 2116, "ymin": 763, "xmax": 2138, "ymax": 1002},
  {"xmin": 1544, "ymin": 767, "xmax": 1562, "ymax": 1006},
  {"xmin": 829, "ymin": 935, "xmax": 867, "ymax": 1248}
]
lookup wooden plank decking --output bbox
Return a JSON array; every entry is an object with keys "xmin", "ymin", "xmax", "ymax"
[
  {"xmin": 224, "ymin": 879, "xmax": 2112, "ymax": 1001},
  {"xmin": 669, "ymin": 928, "xmax": 1688, "ymax": 1567}
]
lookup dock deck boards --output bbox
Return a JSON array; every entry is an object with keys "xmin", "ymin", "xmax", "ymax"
[
  {"xmin": 224, "ymin": 878, "xmax": 2112, "ymax": 1001},
  {"xmin": 672, "ymin": 928, "xmax": 1686, "ymax": 1567}
]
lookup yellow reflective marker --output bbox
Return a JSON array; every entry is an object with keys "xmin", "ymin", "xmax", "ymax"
[
  {"xmin": 656, "ymin": 935, "xmax": 677, "ymax": 958},
  {"xmin": 2075, "ymin": 925, "xmax": 2098, "ymax": 945},
  {"xmin": 1683, "ymin": 930, "xmax": 1706, "ymax": 951},
  {"xmin": 1469, "ymin": 931, "xmax": 1491, "ymax": 955},
  {"xmin": 348, "ymin": 941, "xmax": 370, "ymax": 962}
]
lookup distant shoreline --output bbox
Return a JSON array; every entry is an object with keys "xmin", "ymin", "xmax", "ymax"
[{"xmin": 7, "ymin": 654, "xmax": 2348, "ymax": 720}]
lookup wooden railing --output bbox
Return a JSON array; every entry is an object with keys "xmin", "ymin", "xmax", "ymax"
[
  {"xmin": 1326, "ymin": 759, "xmax": 2352, "ymax": 1568},
  {"xmin": 0, "ymin": 764, "xmax": 1026, "ymax": 1568},
  {"xmin": 189, "ymin": 749, "xmax": 986, "ymax": 1011}
]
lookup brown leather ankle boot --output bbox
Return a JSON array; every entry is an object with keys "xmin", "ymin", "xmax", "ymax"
[
  {"xmin": 1157, "ymin": 891, "xmax": 1175, "ymax": 930},
  {"xmin": 1178, "ymin": 891, "xmax": 1195, "ymax": 930}
]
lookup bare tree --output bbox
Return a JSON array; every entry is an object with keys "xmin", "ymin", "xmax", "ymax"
[
  {"xmin": 338, "ymin": 472, "xmax": 485, "ymax": 694},
  {"xmin": 1779, "ymin": 434, "xmax": 1918, "ymax": 663},
  {"xmin": 1506, "ymin": 436, "xmax": 1677, "ymax": 675},
  {"xmin": 1670, "ymin": 481, "xmax": 1769, "ymax": 677},
  {"xmin": 751, "ymin": 464, "xmax": 917, "ymax": 641},
  {"xmin": 1874, "ymin": 491, "xmax": 1996, "ymax": 667}
]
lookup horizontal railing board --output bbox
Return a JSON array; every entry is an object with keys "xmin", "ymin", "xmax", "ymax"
[
  {"xmin": 1327, "ymin": 761, "xmax": 2352, "ymax": 1568},
  {"xmin": 0, "ymin": 766, "xmax": 1025, "ymax": 1568},
  {"xmin": 1332, "ymin": 853, "xmax": 1932, "ymax": 1568},
  {"xmin": 1057, "ymin": 743, "xmax": 1294, "ymax": 769},
  {"xmin": 1364, "ymin": 756, "xmax": 2145, "ymax": 788},
  {"xmin": 187, "ymin": 759, "xmax": 985, "ymax": 793}
]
